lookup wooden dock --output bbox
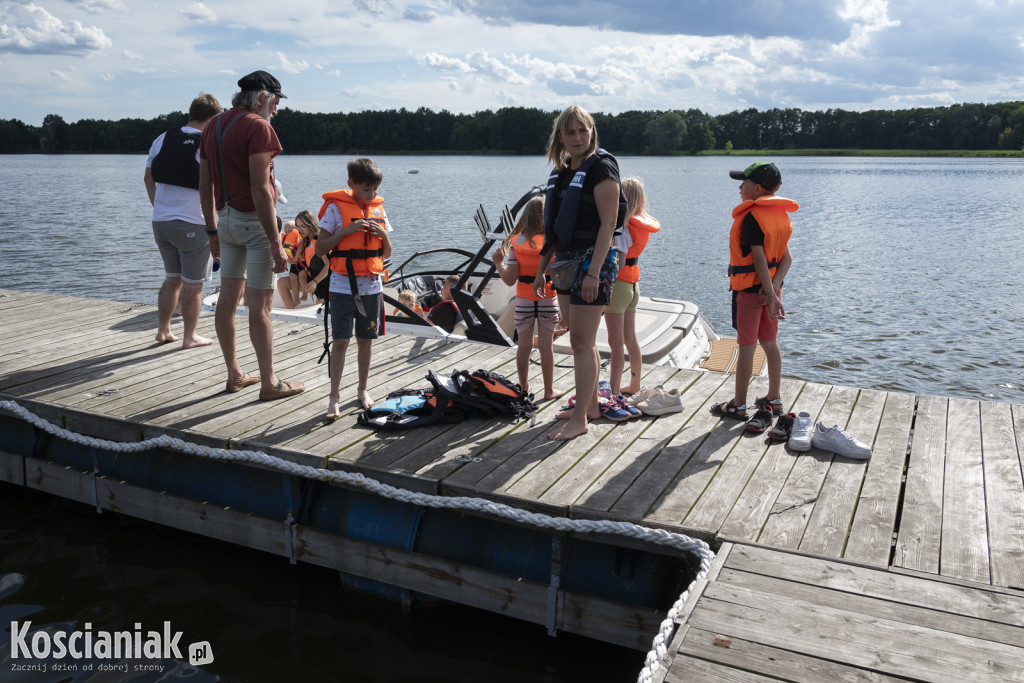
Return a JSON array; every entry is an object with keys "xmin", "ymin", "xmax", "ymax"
[{"xmin": 1, "ymin": 289, "xmax": 1022, "ymax": 679}]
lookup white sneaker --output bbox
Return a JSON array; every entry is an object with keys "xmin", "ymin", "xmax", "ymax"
[
  {"xmin": 638, "ymin": 388, "xmax": 683, "ymax": 416},
  {"xmin": 630, "ymin": 385, "xmax": 663, "ymax": 405},
  {"xmin": 788, "ymin": 412, "xmax": 814, "ymax": 452},
  {"xmin": 811, "ymin": 422, "xmax": 872, "ymax": 459}
]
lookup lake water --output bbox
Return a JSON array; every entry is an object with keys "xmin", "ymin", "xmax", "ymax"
[
  {"xmin": 1, "ymin": 154, "xmax": 1021, "ymax": 402},
  {"xmin": 2, "ymin": 154, "xmax": 1023, "ymax": 682}
]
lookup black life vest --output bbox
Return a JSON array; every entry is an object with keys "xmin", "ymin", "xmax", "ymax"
[
  {"xmin": 150, "ymin": 127, "xmax": 202, "ymax": 189},
  {"xmin": 543, "ymin": 149, "xmax": 627, "ymax": 249}
]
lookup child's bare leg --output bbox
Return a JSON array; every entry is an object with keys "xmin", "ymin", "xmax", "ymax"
[
  {"xmin": 537, "ymin": 324, "xmax": 562, "ymax": 401},
  {"xmin": 355, "ymin": 336, "xmax": 376, "ymax": 409},
  {"xmin": 156, "ymin": 276, "xmax": 182, "ymax": 343},
  {"xmin": 516, "ymin": 324, "xmax": 534, "ymax": 396},
  {"xmin": 605, "ymin": 311, "xmax": 625, "ymax": 394},
  {"xmin": 277, "ymin": 276, "xmax": 296, "ymax": 309},
  {"xmin": 326, "ymin": 337, "xmax": 349, "ymax": 420},
  {"xmin": 621, "ymin": 311, "xmax": 643, "ymax": 394},
  {"xmin": 732, "ymin": 344, "xmax": 757, "ymax": 407},
  {"xmin": 759, "ymin": 339, "xmax": 783, "ymax": 401},
  {"xmin": 297, "ymin": 272, "xmax": 309, "ymax": 301}
]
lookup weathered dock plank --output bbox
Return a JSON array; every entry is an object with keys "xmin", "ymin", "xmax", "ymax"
[
  {"xmin": 717, "ymin": 379, "xmax": 828, "ymax": 545},
  {"xmin": 942, "ymin": 397, "xmax": 991, "ymax": 584},
  {"xmin": 674, "ymin": 543, "xmax": 1024, "ymax": 682},
  {"xmin": 4, "ymin": 288, "xmax": 1024, "ymax": 678},
  {"xmin": 980, "ymin": 400, "xmax": 1024, "ymax": 590},
  {"xmin": 893, "ymin": 393, "xmax": 947, "ymax": 574},
  {"xmin": 572, "ymin": 368, "xmax": 716, "ymax": 517},
  {"xmin": 844, "ymin": 389, "xmax": 916, "ymax": 566}
]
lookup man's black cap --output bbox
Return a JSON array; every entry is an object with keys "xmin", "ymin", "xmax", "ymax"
[{"xmin": 237, "ymin": 70, "xmax": 286, "ymax": 98}]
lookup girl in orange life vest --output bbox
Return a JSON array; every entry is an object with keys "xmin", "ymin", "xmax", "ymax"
[
  {"xmin": 605, "ymin": 177, "xmax": 660, "ymax": 395},
  {"xmin": 276, "ymin": 218, "xmax": 304, "ymax": 308},
  {"xmin": 292, "ymin": 209, "xmax": 329, "ymax": 304},
  {"xmin": 492, "ymin": 196, "xmax": 564, "ymax": 402}
]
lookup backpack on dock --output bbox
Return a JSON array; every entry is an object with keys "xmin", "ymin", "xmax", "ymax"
[
  {"xmin": 453, "ymin": 369, "xmax": 537, "ymax": 422},
  {"xmin": 357, "ymin": 369, "xmax": 536, "ymax": 429}
]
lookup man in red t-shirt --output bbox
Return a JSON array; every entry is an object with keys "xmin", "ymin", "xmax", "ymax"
[{"xmin": 199, "ymin": 70, "xmax": 304, "ymax": 401}]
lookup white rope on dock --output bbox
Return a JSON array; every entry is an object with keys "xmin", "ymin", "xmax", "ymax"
[{"xmin": 0, "ymin": 398, "xmax": 712, "ymax": 683}]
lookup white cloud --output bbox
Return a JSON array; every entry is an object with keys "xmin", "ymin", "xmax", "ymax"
[
  {"xmin": 466, "ymin": 49, "xmax": 528, "ymax": 84},
  {"xmin": 66, "ymin": 0, "xmax": 127, "ymax": 14},
  {"xmin": 2, "ymin": 0, "xmax": 1023, "ymax": 124},
  {"xmin": 0, "ymin": 3, "xmax": 112, "ymax": 54},
  {"xmin": 180, "ymin": 2, "xmax": 216, "ymax": 24},
  {"xmin": 420, "ymin": 53, "xmax": 473, "ymax": 73},
  {"xmin": 272, "ymin": 50, "xmax": 310, "ymax": 74},
  {"xmin": 834, "ymin": 0, "xmax": 900, "ymax": 56},
  {"xmin": 354, "ymin": 0, "xmax": 391, "ymax": 16}
]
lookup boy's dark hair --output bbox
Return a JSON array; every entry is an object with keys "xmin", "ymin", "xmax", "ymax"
[
  {"xmin": 189, "ymin": 93, "xmax": 223, "ymax": 122},
  {"xmin": 348, "ymin": 158, "xmax": 383, "ymax": 186}
]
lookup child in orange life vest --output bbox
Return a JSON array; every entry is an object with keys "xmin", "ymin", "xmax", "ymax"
[
  {"xmin": 315, "ymin": 158, "xmax": 394, "ymax": 418},
  {"xmin": 276, "ymin": 219, "xmax": 304, "ymax": 308},
  {"xmin": 710, "ymin": 162, "xmax": 796, "ymax": 422},
  {"xmin": 605, "ymin": 177, "xmax": 660, "ymax": 395},
  {"xmin": 392, "ymin": 289, "xmax": 424, "ymax": 318},
  {"xmin": 492, "ymin": 196, "xmax": 563, "ymax": 401},
  {"xmin": 292, "ymin": 209, "xmax": 329, "ymax": 304}
]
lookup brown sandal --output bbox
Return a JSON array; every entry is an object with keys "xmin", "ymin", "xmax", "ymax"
[{"xmin": 259, "ymin": 380, "xmax": 306, "ymax": 401}]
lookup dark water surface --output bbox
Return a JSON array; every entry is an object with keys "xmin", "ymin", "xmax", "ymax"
[
  {"xmin": 2, "ymin": 154, "xmax": 1023, "ymax": 682},
  {"xmin": 1, "ymin": 484, "xmax": 641, "ymax": 682}
]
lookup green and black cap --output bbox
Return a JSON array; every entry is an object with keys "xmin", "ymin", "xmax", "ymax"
[{"xmin": 729, "ymin": 161, "xmax": 781, "ymax": 190}]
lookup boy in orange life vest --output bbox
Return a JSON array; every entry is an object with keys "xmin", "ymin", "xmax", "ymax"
[
  {"xmin": 315, "ymin": 158, "xmax": 394, "ymax": 419},
  {"xmin": 710, "ymin": 162, "xmax": 797, "ymax": 423}
]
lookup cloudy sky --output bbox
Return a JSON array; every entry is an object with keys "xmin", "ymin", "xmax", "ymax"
[{"xmin": 2, "ymin": 0, "xmax": 1023, "ymax": 126}]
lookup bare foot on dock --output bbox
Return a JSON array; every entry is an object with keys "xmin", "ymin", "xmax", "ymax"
[
  {"xmin": 357, "ymin": 388, "xmax": 376, "ymax": 410},
  {"xmin": 555, "ymin": 406, "xmax": 600, "ymax": 420},
  {"xmin": 547, "ymin": 422, "xmax": 588, "ymax": 441},
  {"xmin": 621, "ymin": 383, "xmax": 642, "ymax": 396},
  {"xmin": 542, "ymin": 389, "xmax": 564, "ymax": 402},
  {"xmin": 182, "ymin": 335, "xmax": 214, "ymax": 349},
  {"xmin": 326, "ymin": 396, "xmax": 342, "ymax": 421},
  {"xmin": 156, "ymin": 331, "xmax": 178, "ymax": 344}
]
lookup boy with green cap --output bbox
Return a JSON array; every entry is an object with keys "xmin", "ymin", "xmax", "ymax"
[{"xmin": 710, "ymin": 161, "xmax": 797, "ymax": 434}]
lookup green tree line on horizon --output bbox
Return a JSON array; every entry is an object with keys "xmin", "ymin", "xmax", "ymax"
[{"xmin": 3, "ymin": 101, "xmax": 1024, "ymax": 155}]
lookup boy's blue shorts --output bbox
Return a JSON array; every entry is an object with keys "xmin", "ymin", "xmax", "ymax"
[{"xmin": 330, "ymin": 292, "xmax": 382, "ymax": 340}]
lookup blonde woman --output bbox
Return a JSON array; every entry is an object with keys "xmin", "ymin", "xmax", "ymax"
[{"xmin": 532, "ymin": 106, "xmax": 624, "ymax": 441}]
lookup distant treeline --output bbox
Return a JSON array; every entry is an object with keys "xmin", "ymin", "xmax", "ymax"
[{"xmin": 4, "ymin": 101, "xmax": 1024, "ymax": 155}]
